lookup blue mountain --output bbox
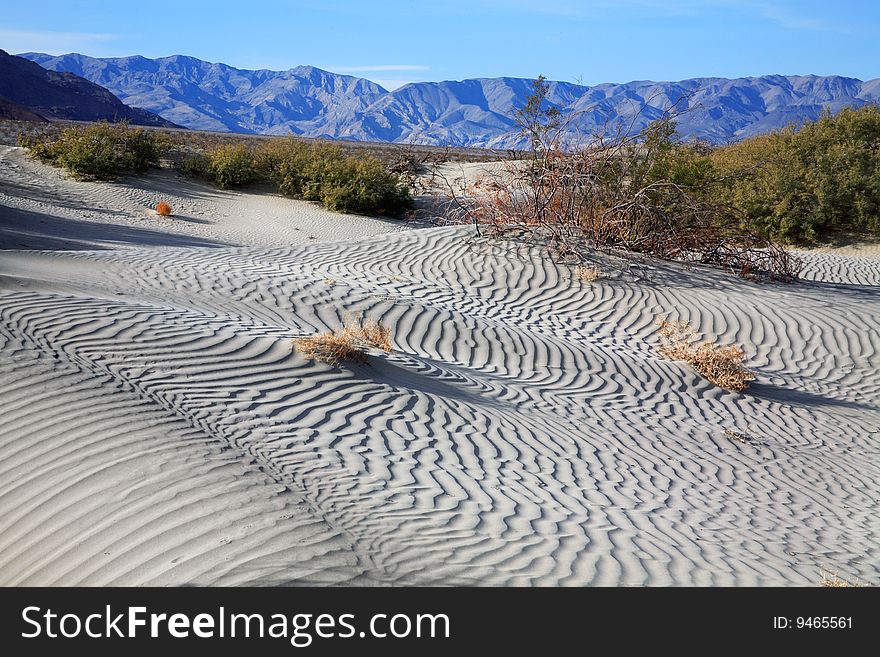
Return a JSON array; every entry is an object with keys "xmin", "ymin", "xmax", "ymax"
[{"xmin": 20, "ymin": 52, "xmax": 880, "ymax": 147}]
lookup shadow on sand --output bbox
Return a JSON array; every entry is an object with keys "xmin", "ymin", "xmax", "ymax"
[
  {"xmin": 0, "ymin": 204, "xmax": 228, "ymax": 250},
  {"xmin": 748, "ymin": 381, "xmax": 875, "ymax": 412}
]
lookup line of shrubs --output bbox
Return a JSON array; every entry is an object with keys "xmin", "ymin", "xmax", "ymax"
[
  {"xmin": 650, "ymin": 104, "xmax": 880, "ymax": 244},
  {"xmin": 19, "ymin": 123, "xmax": 413, "ymax": 218},
  {"xmin": 709, "ymin": 105, "xmax": 880, "ymax": 243},
  {"xmin": 179, "ymin": 140, "xmax": 413, "ymax": 217},
  {"xmin": 18, "ymin": 103, "xmax": 879, "ymax": 238},
  {"xmin": 19, "ymin": 121, "xmax": 171, "ymax": 181}
]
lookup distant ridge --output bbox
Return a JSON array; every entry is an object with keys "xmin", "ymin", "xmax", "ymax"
[
  {"xmin": 20, "ymin": 51, "xmax": 880, "ymax": 147},
  {"xmin": 0, "ymin": 49, "xmax": 180, "ymax": 128},
  {"xmin": 0, "ymin": 97, "xmax": 47, "ymax": 123}
]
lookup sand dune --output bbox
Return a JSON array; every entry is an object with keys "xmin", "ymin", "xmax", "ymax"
[
  {"xmin": 1, "ymin": 147, "xmax": 878, "ymax": 586},
  {"xmin": 0, "ymin": 146, "xmax": 404, "ymax": 250}
]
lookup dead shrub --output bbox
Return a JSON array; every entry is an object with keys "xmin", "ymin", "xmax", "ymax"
[
  {"xmin": 722, "ymin": 428, "xmax": 753, "ymax": 444},
  {"xmin": 655, "ymin": 316, "xmax": 755, "ymax": 392},
  {"xmin": 441, "ymin": 77, "xmax": 801, "ymax": 281},
  {"xmin": 155, "ymin": 201, "xmax": 172, "ymax": 216},
  {"xmin": 293, "ymin": 318, "xmax": 392, "ymax": 365},
  {"xmin": 575, "ymin": 265, "xmax": 603, "ymax": 283},
  {"xmin": 819, "ymin": 570, "xmax": 862, "ymax": 588}
]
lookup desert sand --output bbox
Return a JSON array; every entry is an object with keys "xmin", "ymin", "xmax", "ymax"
[{"xmin": 0, "ymin": 145, "xmax": 877, "ymax": 586}]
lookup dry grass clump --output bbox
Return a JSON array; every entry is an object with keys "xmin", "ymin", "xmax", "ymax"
[
  {"xmin": 655, "ymin": 316, "xmax": 755, "ymax": 392},
  {"xmin": 723, "ymin": 428, "xmax": 753, "ymax": 444},
  {"xmin": 293, "ymin": 318, "xmax": 392, "ymax": 365},
  {"xmin": 155, "ymin": 201, "xmax": 172, "ymax": 216},
  {"xmin": 575, "ymin": 265, "xmax": 603, "ymax": 283},
  {"xmin": 819, "ymin": 570, "xmax": 862, "ymax": 588}
]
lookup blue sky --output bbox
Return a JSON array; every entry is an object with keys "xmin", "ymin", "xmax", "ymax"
[{"xmin": 2, "ymin": 1, "xmax": 878, "ymax": 89}]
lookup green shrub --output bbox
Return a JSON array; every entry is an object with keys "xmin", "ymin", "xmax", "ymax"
[
  {"xmin": 204, "ymin": 143, "xmax": 260, "ymax": 189},
  {"xmin": 21, "ymin": 122, "xmax": 169, "ymax": 180},
  {"xmin": 710, "ymin": 105, "xmax": 880, "ymax": 242},
  {"xmin": 179, "ymin": 152, "xmax": 212, "ymax": 180},
  {"xmin": 255, "ymin": 138, "xmax": 311, "ymax": 196},
  {"xmin": 257, "ymin": 139, "xmax": 412, "ymax": 216},
  {"xmin": 315, "ymin": 156, "xmax": 413, "ymax": 215},
  {"xmin": 178, "ymin": 136, "xmax": 412, "ymax": 216}
]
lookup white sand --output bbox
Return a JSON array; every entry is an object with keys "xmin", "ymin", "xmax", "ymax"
[
  {"xmin": 0, "ymin": 146, "xmax": 404, "ymax": 250},
  {"xmin": 1, "ymin": 146, "xmax": 878, "ymax": 586}
]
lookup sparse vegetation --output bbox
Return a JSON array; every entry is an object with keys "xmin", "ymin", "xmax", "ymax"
[
  {"xmin": 260, "ymin": 139, "xmax": 413, "ymax": 216},
  {"xmin": 723, "ymin": 427, "xmax": 753, "ymax": 444},
  {"xmin": 6, "ymin": 118, "xmax": 504, "ymax": 165},
  {"xmin": 155, "ymin": 201, "xmax": 172, "ymax": 216},
  {"xmin": 819, "ymin": 570, "xmax": 862, "ymax": 588},
  {"xmin": 710, "ymin": 105, "xmax": 880, "ymax": 243},
  {"xmin": 575, "ymin": 265, "xmax": 603, "ymax": 283},
  {"xmin": 445, "ymin": 77, "xmax": 802, "ymax": 281},
  {"xmin": 19, "ymin": 121, "xmax": 170, "ymax": 180},
  {"xmin": 14, "ymin": 119, "xmax": 416, "ymax": 217},
  {"xmin": 655, "ymin": 317, "xmax": 755, "ymax": 392},
  {"xmin": 388, "ymin": 142, "xmax": 452, "ymax": 194},
  {"xmin": 182, "ymin": 143, "xmax": 260, "ymax": 189},
  {"xmin": 180, "ymin": 138, "xmax": 413, "ymax": 216},
  {"xmin": 293, "ymin": 318, "xmax": 393, "ymax": 365}
]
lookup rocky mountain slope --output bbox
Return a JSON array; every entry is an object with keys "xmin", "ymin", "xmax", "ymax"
[
  {"xmin": 0, "ymin": 50, "xmax": 179, "ymax": 128},
  {"xmin": 21, "ymin": 51, "xmax": 880, "ymax": 147}
]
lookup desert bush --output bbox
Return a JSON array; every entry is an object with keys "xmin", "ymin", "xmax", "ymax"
[
  {"xmin": 178, "ymin": 137, "xmax": 412, "ymax": 216},
  {"xmin": 710, "ymin": 105, "xmax": 880, "ymax": 243},
  {"xmin": 316, "ymin": 156, "xmax": 413, "ymax": 215},
  {"xmin": 181, "ymin": 143, "xmax": 260, "ymax": 189},
  {"xmin": 388, "ymin": 142, "xmax": 432, "ymax": 186},
  {"xmin": 254, "ymin": 138, "xmax": 310, "ymax": 196},
  {"xmin": 178, "ymin": 152, "xmax": 212, "ymax": 179},
  {"xmin": 20, "ymin": 121, "xmax": 169, "ymax": 180},
  {"xmin": 293, "ymin": 318, "xmax": 393, "ymax": 365},
  {"xmin": 207, "ymin": 143, "xmax": 260, "ymax": 188},
  {"xmin": 443, "ymin": 77, "xmax": 800, "ymax": 281},
  {"xmin": 155, "ymin": 201, "xmax": 172, "ymax": 216},
  {"xmin": 258, "ymin": 139, "xmax": 413, "ymax": 216},
  {"xmin": 655, "ymin": 317, "xmax": 755, "ymax": 392}
]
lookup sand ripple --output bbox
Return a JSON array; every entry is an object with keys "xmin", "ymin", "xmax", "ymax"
[{"xmin": 1, "ymin": 226, "xmax": 878, "ymax": 586}]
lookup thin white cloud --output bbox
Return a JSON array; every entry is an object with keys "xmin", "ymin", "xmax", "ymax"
[
  {"xmin": 332, "ymin": 64, "xmax": 429, "ymax": 73},
  {"xmin": 755, "ymin": 4, "xmax": 826, "ymax": 30},
  {"xmin": 0, "ymin": 29, "xmax": 120, "ymax": 55}
]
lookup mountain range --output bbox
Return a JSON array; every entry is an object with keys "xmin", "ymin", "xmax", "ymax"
[
  {"xmin": 0, "ymin": 50, "xmax": 178, "ymax": 127},
  {"xmin": 19, "ymin": 51, "xmax": 880, "ymax": 148}
]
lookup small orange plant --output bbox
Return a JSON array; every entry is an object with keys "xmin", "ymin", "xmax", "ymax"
[
  {"xmin": 655, "ymin": 316, "xmax": 755, "ymax": 392},
  {"xmin": 155, "ymin": 201, "xmax": 172, "ymax": 216},
  {"xmin": 293, "ymin": 317, "xmax": 393, "ymax": 365}
]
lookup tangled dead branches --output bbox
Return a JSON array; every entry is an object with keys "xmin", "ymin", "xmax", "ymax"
[{"xmin": 440, "ymin": 79, "xmax": 801, "ymax": 281}]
